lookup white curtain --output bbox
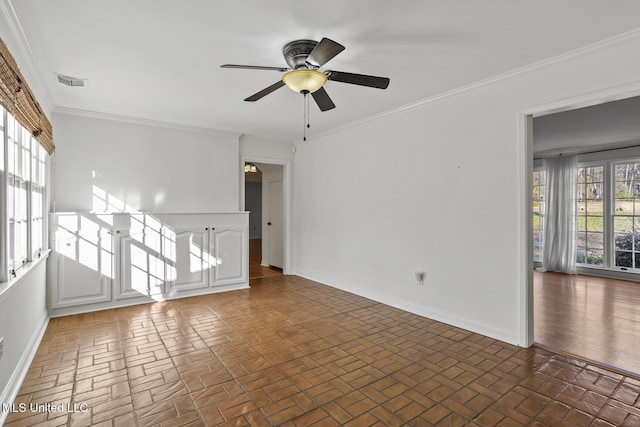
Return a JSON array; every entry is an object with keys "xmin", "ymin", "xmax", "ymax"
[{"xmin": 541, "ymin": 155, "xmax": 578, "ymax": 274}]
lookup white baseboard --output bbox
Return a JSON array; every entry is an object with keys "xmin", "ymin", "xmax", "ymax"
[
  {"xmin": 296, "ymin": 271, "xmax": 520, "ymax": 346},
  {"xmin": 50, "ymin": 282, "xmax": 250, "ymax": 318},
  {"xmin": 0, "ymin": 311, "xmax": 49, "ymax": 426}
]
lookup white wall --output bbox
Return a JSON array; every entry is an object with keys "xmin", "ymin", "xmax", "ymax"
[
  {"xmin": 240, "ymin": 134, "xmax": 294, "ymax": 162},
  {"xmin": 52, "ymin": 112, "xmax": 241, "ymax": 213},
  {"xmin": 0, "ymin": 260, "xmax": 48, "ymax": 419},
  {"xmin": 293, "ymin": 34, "xmax": 640, "ymax": 345}
]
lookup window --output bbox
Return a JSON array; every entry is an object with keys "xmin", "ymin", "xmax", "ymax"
[
  {"xmin": 535, "ymin": 154, "xmax": 640, "ymax": 274},
  {"xmin": 532, "ymin": 170, "xmax": 545, "ymax": 262},
  {"xmin": 576, "ymin": 165, "xmax": 604, "ymax": 267},
  {"xmin": 7, "ymin": 114, "xmax": 30, "ymax": 271},
  {"xmin": 2, "ymin": 106, "xmax": 48, "ymax": 278},
  {"xmin": 31, "ymin": 138, "xmax": 46, "ymax": 258},
  {"xmin": 613, "ymin": 162, "xmax": 640, "ymax": 269}
]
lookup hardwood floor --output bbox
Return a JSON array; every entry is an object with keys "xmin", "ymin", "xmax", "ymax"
[
  {"xmin": 5, "ymin": 275, "xmax": 640, "ymax": 426},
  {"xmin": 249, "ymin": 239, "xmax": 282, "ymax": 280},
  {"xmin": 534, "ymin": 271, "xmax": 640, "ymax": 377}
]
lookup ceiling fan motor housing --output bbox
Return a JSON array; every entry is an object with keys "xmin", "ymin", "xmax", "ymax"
[{"xmin": 283, "ymin": 39, "xmax": 318, "ymax": 69}]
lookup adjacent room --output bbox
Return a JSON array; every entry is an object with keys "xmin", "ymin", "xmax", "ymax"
[
  {"xmin": 2, "ymin": 1, "xmax": 640, "ymax": 425},
  {"xmin": 532, "ymin": 96, "xmax": 640, "ymax": 376}
]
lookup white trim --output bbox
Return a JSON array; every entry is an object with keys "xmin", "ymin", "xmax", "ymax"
[
  {"xmin": 240, "ymin": 156, "xmax": 292, "ymax": 275},
  {"xmin": 521, "ymin": 82, "xmax": 640, "ymax": 118},
  {"xmin": 49, "ymin": 282, "xmax": 249, "ymax": 318},
  {"xmin": 0, "ymin": 311, "xmax": 48, "ymax": 426},
  {"xmin": 302, "ymin": 29, "xmax": 640, "ymax": 145},
  {"xmin": 576, "ymin": 265, "xmax": 640, "ymax": 282},
  {"xmin": 297, "ymin": 271, "xmax": 520, "ymax": 345},
  {"xmin": 53, "ymin": 107, "xmax": 241, "ymax": 139},
  {"xmin": 517, "ymin": 113, "xmax": 534, "ymax": 347}
]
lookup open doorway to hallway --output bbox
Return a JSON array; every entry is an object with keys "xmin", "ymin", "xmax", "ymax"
[{"xmin": 244, "ymin": 162, "xmax": 285, "ymax": 280}]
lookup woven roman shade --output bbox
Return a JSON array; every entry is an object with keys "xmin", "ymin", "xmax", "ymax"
[{"xmin": 0, "ymin": 37, "xmax": 54, "ymax": 154}]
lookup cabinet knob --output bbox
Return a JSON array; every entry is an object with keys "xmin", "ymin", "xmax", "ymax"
[{"xmin": 205, "ymin": 227, "xmax": 209, "ymax": 231}]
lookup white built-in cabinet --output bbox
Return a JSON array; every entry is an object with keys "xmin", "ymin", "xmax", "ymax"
[{"xmin": 48, "ymin": 212, "xmax": 249, "ymax": 316}]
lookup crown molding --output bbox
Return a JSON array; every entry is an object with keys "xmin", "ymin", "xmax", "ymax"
[
  {"xmin": 239, "ymin": 133, "xmax": 292, "ymax": 145},
  {"xmin": 302, "ymin": 27, "xmax": 640, "ymax": 145},
  {"xmin": 53, "ymin": 106, "xmax": 242, "ymax": 139},
  {"xmin": 0, "ymin": 0, "xmax": 55, "ymax": 115}
]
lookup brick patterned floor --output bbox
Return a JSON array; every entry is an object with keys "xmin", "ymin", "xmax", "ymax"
[{"xmin": 5, "ymin": 275, "xmax": 640, "ymax": 426}]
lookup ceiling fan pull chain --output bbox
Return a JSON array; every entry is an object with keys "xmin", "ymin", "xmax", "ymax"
[
  {"xmin": 303, "ymin": 92, "xmax": 307, "ymax": 141},
  {"xmin": 307, "ymin": 92, "xmax": 311, "ymax": 129}
]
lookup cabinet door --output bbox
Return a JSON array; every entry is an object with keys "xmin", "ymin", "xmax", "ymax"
[
  {"xmin": 51, "ymin": 217, "xmax": 112, "ymax": 309},
  {"xmin": 212, "ymin": 228, "xmax": 247, "ymax": 286},
  {"xmin": 165, "ymin": 228, "xmax": 212, "ymax": 292},
  {"xmin": 116, "ymin": 226, "xmax": 166, "ymax": 299}
]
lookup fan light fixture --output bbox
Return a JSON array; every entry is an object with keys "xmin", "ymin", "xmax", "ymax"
[
  {"xmin": 282, "ymin": 69, "xmax": 327, "ymax": 94},
  {"xmin": 244, "ymin": 163, "xmax": 257, "ymax": 173}
]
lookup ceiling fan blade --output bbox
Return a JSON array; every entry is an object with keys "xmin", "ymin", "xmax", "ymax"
[
  {"xmin": 327, "ymin": 70, "xmax": 390, "ymax": 89},
  {"xmin": 311, "ymin": 87, "xmax": 336, "ymax": 111},
  {"xmin": 306, "ymin": 38, "xmax": 345, "ymax": 68},
  {"xmin": 245, "ymin": 81, "xmax": 286, "ymax": 102},
  {"xmin": 221, "ymin": 64, "xmax": 289, "ymax": 72}
]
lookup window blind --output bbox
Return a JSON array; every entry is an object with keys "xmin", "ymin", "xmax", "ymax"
[{"xmin": 0, "ymin": 37, "xmax": 54, "ymax": 154}]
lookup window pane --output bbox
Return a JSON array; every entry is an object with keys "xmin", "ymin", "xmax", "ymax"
[
  {"xmin": 577, "ymin": 184, "xmax": 586, "ymax": 202},
  {"xmin": 615, "ymin": 233, "xmax": 633, "ymax": 250},
  {"xmin": 616, "ymin": 251, "xmax": 632, "ymax": 268},
  {"xmin": 587, "ymin": 216, "xmax": 603, "ymax": 232},
  {"xmin": 576, "ymin": 166, "xmax": 604, "ymax": 267},
  {"xmin": 587, "ymin": 232, "xmax": 604, "ymax": 250},
  {"xmin": 4, "ymin": 111, "xmax": 48, "ymax": 271},
  {"xmin": 532, "ymin": 170, "xmax": 546, "ymax": 262},
  {"xmin": 614, "ymin": 162, "xmax": 640, "ymax": 270},
  {"xmin": 577, "ymin": 215, "xmax": 586, "ymax": 232},
  {"xmin": 587, "ymin": 249, "xmax": 603, "ymax": 266},
  {"xmin": 614, "ymin": 216, "xmax": 633, "ymax": 233}
]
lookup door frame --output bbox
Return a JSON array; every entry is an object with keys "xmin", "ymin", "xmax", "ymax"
[
  {"xmin": 240, "ymin": 156, "xmax": 291, "ymax": 275},
  {"xmin": 518, "ymin": 81, "xmax": 640, "ymax": 347}
]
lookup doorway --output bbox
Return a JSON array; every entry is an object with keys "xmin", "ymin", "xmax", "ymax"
[
  {"xmin": 242, "ymin": 158, "xmax": 290, "ymax": 279},
  {"xmin": 522, "ymin": 87, "xmax": 640, "ymax": 375}
]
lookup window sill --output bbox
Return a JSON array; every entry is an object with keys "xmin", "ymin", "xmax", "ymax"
[
  {"xmin": 0, "ymin": 249, "xmax": 51, "ymax": 305},
  {"xmin": 576, "ymin": 265, "xmax": 640, "ymax": 282}
]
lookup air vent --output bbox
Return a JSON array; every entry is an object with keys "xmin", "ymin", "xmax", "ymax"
[{"xmin": 55, "ymin": 73, "xmax": 87, "ymax": 87}]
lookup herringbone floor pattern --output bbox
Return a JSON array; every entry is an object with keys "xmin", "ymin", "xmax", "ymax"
[{"xmin": 5, "ymin": 275, "xmax": 640, "ymax": 426}]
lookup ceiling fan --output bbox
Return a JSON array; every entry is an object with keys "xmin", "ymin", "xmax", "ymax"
[{"xmin": 221, "ymin": 37, "xmax": 390, "ymax": 112}]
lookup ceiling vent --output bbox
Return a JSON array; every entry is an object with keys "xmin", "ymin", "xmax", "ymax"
[{"xmin": 55, "ymin": 73, "xmax": 87, "ymax": 87}]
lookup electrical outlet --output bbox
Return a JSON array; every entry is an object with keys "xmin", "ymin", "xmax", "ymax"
[{"xmin": 0, "ymin": 336, "xmax": 4, "ymax": 360}]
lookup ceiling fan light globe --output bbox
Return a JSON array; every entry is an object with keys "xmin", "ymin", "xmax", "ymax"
[{"xmin": 282, "ymin": 70, "xmax": 327, "ymax": 94}]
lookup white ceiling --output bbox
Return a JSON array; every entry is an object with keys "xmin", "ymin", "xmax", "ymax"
[
  {"xmin": 534, "ymin": 96, "xmax": 640, "ymax": 157},
  {"xmin": 8, "ymin": 0, "xmax": 640, "ymax": 141}
]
